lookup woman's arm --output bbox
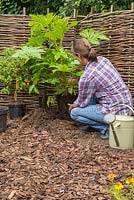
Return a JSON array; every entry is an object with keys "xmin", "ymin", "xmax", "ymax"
[{"xmin": 74, "ymin": 77, "xmax": 96, "ymax": 107}]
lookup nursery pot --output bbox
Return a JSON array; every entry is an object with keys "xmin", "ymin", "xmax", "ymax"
[
  {"xmin": 109, "ymin": 115, "xmax": 134, "ymax": 149},
  {"xmin": 8, "ymin": 102, "xmax": 26, "ymax": 120},
  {"xmin": 56, "ymin": 94, "xmax": 76, "ymax": 119},
  {"xmin": 39, "ymin": 95, "xmax": 47, "ymax": 108},
  {"xmin": 0, "ymin": 107, "xmax": 8, "ymax": 132}
]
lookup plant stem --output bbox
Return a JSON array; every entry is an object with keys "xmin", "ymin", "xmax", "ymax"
[
  {"xmin": 14, "ymin": 82, "xmax": 18, "ymax": 102},
  {"xmin": 14, "ymin": 90, "xmax": 17, "ymax": 102}
]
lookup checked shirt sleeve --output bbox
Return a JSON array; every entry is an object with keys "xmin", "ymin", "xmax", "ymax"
[{"xmin": 74, "ymin": 76, "xmax": 96, "ymax": 108}]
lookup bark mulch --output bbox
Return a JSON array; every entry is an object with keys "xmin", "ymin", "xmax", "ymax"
[{"xmin": 0, "ymin": 108, "xmax": 134, "ymax": 200}]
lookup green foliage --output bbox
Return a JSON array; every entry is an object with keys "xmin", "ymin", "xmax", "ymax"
[
  {"xmin": 26, "ymin": 0, "xmax": 47, "ymax": 15},
  {"xmin": 41, "ymin": 48, "xmax": 80, "ymax": 96},
  {"xmin": 47, "ymin": 96, "xmax": 57, "ymax": 107},
  {"xmin": 59, "ymin": 0, "xmax": 81, "ymax": 16},
  {"xmin": 109, "ymin": 0, "xmax": 132, "ymax": 11},
  {"xmin": 0, "ymin": 46, "xmax": 44, "ymax": 101},
  {"xmin": 0, "ymin": 11, "xmax": 110, "ymax": 106},
  {"xmin": 29, "ymin": 47, "xmax": 80, "ymax": 97},
  {"xmin": 58, "ymin": 0, "xmax": 133, "ymax": 16},
  {"xmin": 48, "ymin": 0, "xmax": 64, "ymax": 14},
  {"xmin": 0, "ymin": 0, "xmax": 22, "ymax": 14},
  {"xmin": 0, "ymin": 0, "xmax": 133, "ymax": 15},
  {"xmin": 26, "ymin": 13, "xmax": 80, "ymax": 103},
  {"xmin": 28, "ymin": 13, "xmax": 78, "ymax": 48},
  {"xmin": 0, "ymin": 48, "xmax": 16, "ymax": 95},
  {"xmin": 79, "ymin": 28, "xmax": 110, "ymax": 45},
  {"xmin": 12, "ymin": 46, "xmax": 43, "ymax": 60}
]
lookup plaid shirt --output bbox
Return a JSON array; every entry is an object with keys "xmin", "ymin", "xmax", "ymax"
[{"xmin": 74, "ymin": 56, "xmax": 133, "ymax": 115}]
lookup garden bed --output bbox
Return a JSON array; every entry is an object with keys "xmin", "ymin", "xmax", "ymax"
[{"xmin": 0, "ymin": 108, "xmax": 134, "ymax": 200}]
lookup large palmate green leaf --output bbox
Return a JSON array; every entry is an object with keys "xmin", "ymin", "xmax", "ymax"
[
  {"xmin": 29, "ymin": 13, "xmax": 54, "ymax": 33},
  {"xmin": 28, "ymin": 13, "xmax": 78, "ymax": 48},
  {"xmin": 80, "ymin": 28, "xmax": 110, "ymax": 45},
  {"xmin": 50, "ymin": 64, "xmax": 76, "ymax": 73},
  {"xmin": 12, "ymin": 46, "xmax": 44, "ymax": 60}
]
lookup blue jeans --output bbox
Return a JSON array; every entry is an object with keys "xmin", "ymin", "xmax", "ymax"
[{"xmin": 70, "ymin": 99, "xmax": 108, "ymax": 135}]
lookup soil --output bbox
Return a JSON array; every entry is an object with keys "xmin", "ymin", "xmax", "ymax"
[{"xmin": 0, "ymin": 108, "xmax": 134, "ymax": 200}]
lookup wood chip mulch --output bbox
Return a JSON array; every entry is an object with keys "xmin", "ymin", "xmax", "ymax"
[{"xmin": 0, "ymin": 109, "xmax": 134, "ymax": 200}]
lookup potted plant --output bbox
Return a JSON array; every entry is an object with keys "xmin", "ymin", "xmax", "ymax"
[
  {"xmin": 0, "ymin": 46, "xmax": 43, "ymax": 119},
  {"xmin": 26, "ymin": 13, "xmax": 81, "ymax": 118},
  {"xmin": 0, "ymin": 106, "xmax": 8, "ymax": 132},
  {"xmin": 39, "ymin": 47, "xmax": 81, "ymax": 118}
]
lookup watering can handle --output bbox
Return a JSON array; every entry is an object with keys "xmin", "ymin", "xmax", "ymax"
[
  {"xmin": 118, "ymin": 104, "xmax": 134, "ymax": 114},
  {"xmin": 110, "ymin": 124, "xmax": 120, "ymax": 147}
]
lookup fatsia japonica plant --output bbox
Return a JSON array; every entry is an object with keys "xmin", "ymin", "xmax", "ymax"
[
  {"xmin": 79, "ymin": 28, "xmax": 110, "ymax": 45},
  {"xmin": 27, "ymin": 13, "xmax": 81, "ymax": 105},
  {"xmin": 28, "ymin": 13, "xmax": 78, "ymax": 48}
]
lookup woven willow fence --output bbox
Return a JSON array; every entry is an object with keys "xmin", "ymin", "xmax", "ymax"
[
  {"xmin": 0, "ymin": 11, "xmax": 134, "ymax": 109},
  {"xmin": 0, "ymin": 15, "xmax": 30, "ymax": 52}
]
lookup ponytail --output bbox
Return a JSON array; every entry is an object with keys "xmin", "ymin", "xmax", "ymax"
[{"xmin": 88, "ymin": 48, "xmax": 97, "ymax": 62}]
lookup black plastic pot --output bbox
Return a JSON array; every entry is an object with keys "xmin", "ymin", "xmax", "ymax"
[
  {"xmin": 9, "ymin": 103, "xmax": 26, "ymax": 120},
  {"xmin": 39, "ymin": 95, "xmax": 48, "ymax": 108},
  {"xmin": 56, "ymin": 94, "xmax": 77, "ymax": 119},
  {"xmin": 0, "ymin": 107, "xmax": 8, "ymax": 132}
]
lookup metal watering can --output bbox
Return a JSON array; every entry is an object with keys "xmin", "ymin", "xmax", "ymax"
[{"xmin": 104, "ymin": 105, "xmax": 134, "ymax": 149}]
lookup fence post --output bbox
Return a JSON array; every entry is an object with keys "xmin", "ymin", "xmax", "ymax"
[
  {"xmin": 110, "ymin": 5, "xmax": 114, "ymax": 12},
  {"xmin": 47, "ymin": 0, "xmax": 49, "ymax": 13},
  {"xmin": 90, "ymin": 6, "xmax": 93, "ymax": 14},
  {"xmin": 131, "ymin": 2, "xmax": 134, "ymax": 10},
  {"xmin": 73, "ymin": 8, "xmax": 78, "ymax": 18},
  {"xmin": 47, "ymin": 8, "xmax": 49, "ymax": 13},
  {"xmin": 23, "ymin": 7, "xmax": 26, "ymax": 15}
]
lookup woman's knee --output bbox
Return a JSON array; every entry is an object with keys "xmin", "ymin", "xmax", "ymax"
[{"xmin": 70, "ymin": 107, "xmax": 80, "ymax": 120}]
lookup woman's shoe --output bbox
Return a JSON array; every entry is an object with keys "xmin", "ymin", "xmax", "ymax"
[
  {"xmin": 100, "ymin": 129, "xmax": 109, "ymax": 139},
  {"xmin": 79, "ymin": 125, "xmax": 96, "ymax": 132}
]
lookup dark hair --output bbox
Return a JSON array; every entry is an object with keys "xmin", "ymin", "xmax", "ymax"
[{"xmin": 72, "ymin": 38, "xmax": 97, "ymax": 62}]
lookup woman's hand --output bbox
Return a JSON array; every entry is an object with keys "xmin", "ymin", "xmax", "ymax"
[
  {"xmin": 67, "ymin": 78, "xmax": 78, "ymax": 84},
  {"xmin": 68, "ymin": 103, "xmax": 76, "ymax": 112}
]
